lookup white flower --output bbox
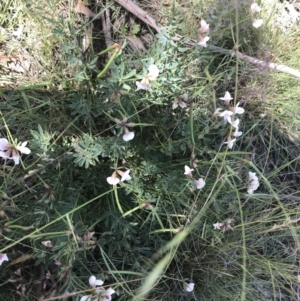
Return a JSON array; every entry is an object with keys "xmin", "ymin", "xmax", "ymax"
[
  {"xmin": 247, "ymin": 171, "xmax": 259, "ymax": 194},
  {"xmin": 229, "ymin": 118, "xmax": 240, "ymax": 129},
  {"xmin": 253, "ymin": 19, "xmax": 263, "ymax": 28},
  {"xmin": 80, "ymin": 297, "xmax": 91, "ymax": 301},
  {"xmin": 0, "ymin": 138, "xmax": 31, "ymax": 165},
  {"xmin": 213, "ymin": 222, "xmax": 224, "ymax": 230},
  {"xmin": 199, "ymin": 20, "xmax": 209, "ymax": 33},
  {"xmin": 249, "ymin": 172, "xmax": 258, "ymax": 181},
  {"xmin": 251, "ymin": 3, "xmax": 261, "ymax": 13},
  {"xmin": 172, "ymin": 99, "xmax": 187, "ymax": 110},
  {"xmin": 106, "ymin": 171, "xmax": 120, "ymax": 186},
  {"xmin": 224, "ymin": 137, "xmax": 236, "ymax": 149},
  {"xmin": 233, "ymin": 128, "xmax": 243, "ymax": 137},
  {"xmin": 185, "ymin": 282, "xmax": 195, "ymax": 292},
  {"xmin": 99, "ymin": 287, "xmax": 116, "ymax": 301},
  {"xmin": 231, "ymin": 102, "xmax": 245, "ymax": 115},
  {"xmin": 89, "ymin": 275, "xmax": 104, "ymax": 287},
  {"xmin": 194, "ymin": 178, "xmax": 205, "ymax": 189},
  {"xmin": 218, "ymin": 110, "xmax": 233, "ymax": 124},
  {"xmin": 123, "ymin": 127, "xmax": 135, "ymax": 141},
  {"xmin": 136, "ymin": 80, "xmax": 150, "ymax": 91},
  {"xmin": 147, "ymin": 64, "xmax": 159, "ymax": 80},
  {"xmin": 0, "ymin": 253, "xmax": 9, "ymax": 266},
  {"xmin": 212, "ymin": 107, "xmax": 222, "ymax": 118},
  {"xmin": 41, "ymin": 240, "xmax": 53, "ymax": 248},
  {"xmin": 219, "ymin": 91, "xmax": 233, "ymax": 105},
  {"xmin": 136, "ymin": 64, "xmax": 159, "ymax": 91},
  {"xmin": 117, "ymin": 169, "xmax": 131, "ymax": 182},
  {"xmin": 198, "ymin": 36, "xmax": 210, "ymax": 47},
  {"xmin": 184, "ymin": 165, "xmax": 194, "ymax": 177}
]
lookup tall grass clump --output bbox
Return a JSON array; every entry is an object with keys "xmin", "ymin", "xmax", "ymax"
[{"xmin": 1, "ymin": 0, "xmax": 300, "ymax": 300}]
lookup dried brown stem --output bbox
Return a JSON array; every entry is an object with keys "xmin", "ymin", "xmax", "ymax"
[
  {"xmin": 114, "ymin": 0, "xmax": 161, "ymax": 34},
  {"xmin": 101, "ymin": 8, "xmax": 113, "ymax": 48}
]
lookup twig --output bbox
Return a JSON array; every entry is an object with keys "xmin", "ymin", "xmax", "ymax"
[
  {"xmin": 114, "ymin": 0, "xmax": 300, "ymax": 78},
  {"xmin": 114, "ymin": 0, "xmax": 161, "ymax": 34},
  {"xmin": 75, "ymin": 0, "xmax": 99, "ymax": 18},
  {"xmin": 101, "ymin": 8, "xmax": 113, "ymax": 48}
]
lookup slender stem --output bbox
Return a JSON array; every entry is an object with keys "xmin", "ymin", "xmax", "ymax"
[
  {"xmin": 113, "ymin": 186, "xmax": 124, "ymax": 214},
  {"xmin": 97, "ymin": 45, "xmax": 121, "ymax": 78}
]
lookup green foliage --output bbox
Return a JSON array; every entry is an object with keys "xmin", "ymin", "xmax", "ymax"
[{"xmin": 1, "ymin": 0, "xmax": 300, "ymax": 301}]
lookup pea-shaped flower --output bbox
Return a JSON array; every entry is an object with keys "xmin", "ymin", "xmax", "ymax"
[
  {"xmin": 185, "ymin": 282, "xmax": 195, "ymax": 292},
  {"xmin": 0, "ymin": 138, "xmax": 31, "ymax": 164},
  {"xmin": 106, "ymin": 171, "xmax": 120, "ymax": 186}
]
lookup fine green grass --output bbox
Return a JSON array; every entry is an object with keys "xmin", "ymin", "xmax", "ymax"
[{"xmin": 1, "ymin": 0, "xmax": 300, "ymax": 300}]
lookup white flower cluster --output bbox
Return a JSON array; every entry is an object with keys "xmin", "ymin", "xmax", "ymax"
[
  {"xmin": 107, "ymin": 169, "xmax": 131, "ymax": 186},
  {"xmin": 172, "ymin": 94, "xmax": 188, "ymax": 110},
  {"xmin": 214, "ymin": 91, "xmax": 245, "ymax": 149},
  {"xmin": 136, "ymin": 64, "xmax": 159, "ymax": 91},
  {"xmin": 80, "ymin": 275, "xmax": 115, "ymax": 301},
  {"xmin": 251, "ymin": 3, "xmax": 263, "ymax": 28},
  {"xmin": 198, "ymin": 20, "xmax": 210, "ymax": 47},
  {"xmin": 115, "ymin": 118, "xmax": 135, "ymax": 142},
  {"xmin": 214, "ymin": 171, "xmax": 260, "ymax": 229},
  {"xmin": 184, "ymin": 165, "xmax": 205, "ymax": 190}
]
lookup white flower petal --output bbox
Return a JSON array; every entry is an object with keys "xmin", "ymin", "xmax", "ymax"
[
  {"xmin": 0, "ymin": 138, "xmax": 9, "ymax": 151},
  {"xmin": 106, "ymin": 176, "xmax": 120, "ymax": 186},
  {"xmin": 89, "ymin": 275, "xmax": 104, "ymax": 287},
  {"xmin": 41, "ymin": 240, "xmax": 53, "ymax": 248},
  {"xmin": 80, "ymin": 296, "xmax": 91, "ymax": 301},
  {"xmin": 12, "ymin": 152, "xmax": 20, "ymax": 164},
  {"xmin": 224, "ymin": 138, "xmax": 236, "ymax": 149},
  {"xmin": 179, "ymin": 101, "xmax": 187, "ymax": 108},
  {"xmin": 16, "ymin": 144, "xmax": 31, "ymax": 154},
  {"xmin": 184, "ymin": 165, "xmax": 194, "ymax": 176},
  {"xmin": 123, "ymin": 131, "xmax": 135, "ymax": 142},
  {"xmin": 219, "ymin": 110, "xmax": 233, "ymax": 124},
  {"xmin": 212, "ymin": 108, "xmax": 222, "ymax": 117},
  {"xmin": 233, "ymin": 130, "xmax": 243, "ymax": 137},
  {"xmin": 0, "ymin": 151, "xmax": 10, "ymax": 159},
  {"xmin": 198, "ymin": 36, "xmax": 210, "ymax": 47},
  {"xmin": 0, "ymin": 253, "xmax": 9, "ymax": 266},
  {"xmin": 120, "ymin": 170, "xmax": 131, "ymax": 182},
  {"xmin": 195, "ymin": 178, "xmax": 205, "ymax": 189},
  {"xmin": 200, "ymin": 20, "xmax": 209, "ymax": 33},
  {"xmin": 185, "ymin": 282, "xmax": 195, "ymax": 292},
  {"xmin": 136, "ymin": 81, "xmax": 150, "ymax": 91},
  {"xmin": 247, "ymin": 171, "xmax": 260, "ymax": 194},
  {"xmin": 231, "ymin": 102, "xmax": 245, "ymax": 115},
  {"xmin": 148, "ymin": 64, "xmax": 159, "ymax": 79},
  {"xmin": 249, "ymin": 172, "xmax": 258, "ymax": 181},
  {"xmin": 219, "ymin": 91, "xmax": 233, "ymax": 104},
  {"xmin": 251, "ymin": 3, "xmax": 261, "ymax": 13},
  {"xmin": 172, "ymin": 101, "xmax": 179, "ymax": 110},
  {"xmin": 253, "ymin": 19, "xmax": 263, "ymax": 28},
  {"xmin": 218, "ymin": 110, "xmax": 233, "ymax": 117},
  {"xmin": 213, "ymin": 222, "xmax": 223, "ymax": 230},
  {"xmin": 235, "ymin": 107, "xmax": 245, "ymax": 114},
  {"xmin": 230, "ymin": 118, "xmax": 240, "ymax": 128},
  {"xmin": 105, "ymin": 287, "xmax": 116, "ymax": 297}
]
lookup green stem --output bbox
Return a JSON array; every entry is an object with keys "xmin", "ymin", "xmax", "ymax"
[
  {"xmin": 98, "ymin": 45, "xmax": 117, "ymax": 56},
  {"xmin": 97, "ymin": 47, "xmax": 121, "ymax": 78},
  {"xmin": 114, "ymin": 186, "xmax": 124, "ymax": 214},
  {"xmin": 189, "ymin": 103, "xmax": 195, "ymax": 148}
]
